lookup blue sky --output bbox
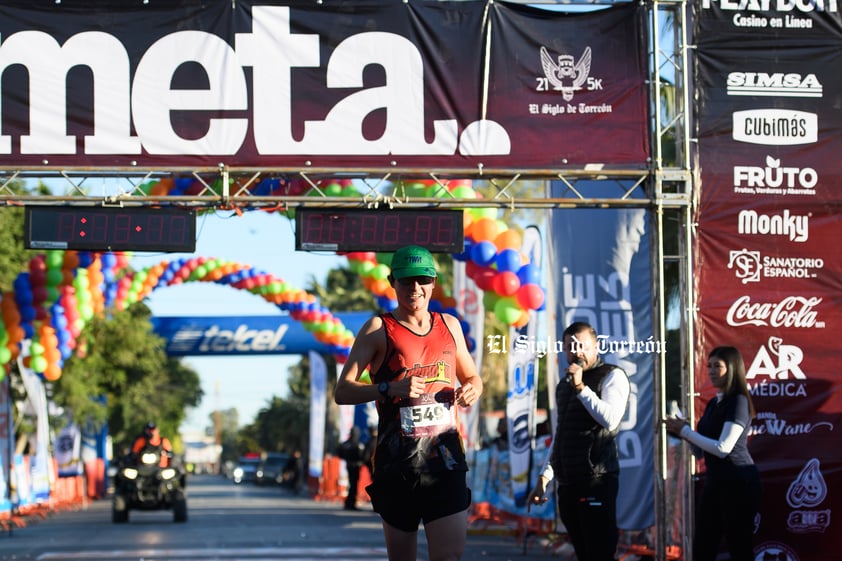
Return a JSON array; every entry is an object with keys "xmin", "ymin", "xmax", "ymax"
[{"xmin": 128, "ymin": 209, "xmax": 345, "ymax": 436}]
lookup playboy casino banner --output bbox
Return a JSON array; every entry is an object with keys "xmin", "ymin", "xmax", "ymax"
[
  {"xmin": 0, "ymin": 0, "xmax": 648, "ymax": 171},
  {"xmin": 694, "ymin": 2, "xmax": 842, "ymax": 561}
]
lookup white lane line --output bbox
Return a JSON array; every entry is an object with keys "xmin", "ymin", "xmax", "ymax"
[{"xmin": 36, "ymin": 547, "xmax": 388, "ymax": 560}]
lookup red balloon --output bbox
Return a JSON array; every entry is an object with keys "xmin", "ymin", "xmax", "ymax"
[
  {"xmin": 473, "ymin": 268, "xmax": 497, "ymax": 292},
  {"xmin": 492, "ymin": 271, "xmax": 521, "ymax": 296},
  {"xmin": 516, "ymin": 283, "xmax": 545, "ymax": 310}
]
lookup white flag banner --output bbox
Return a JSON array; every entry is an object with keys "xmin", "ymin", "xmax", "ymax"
[
  {"xmin": 0, "ymin": 376, "xmax": 12, "ymax": 510},
  {"xmin": 17, "ymin": 355, "xmax": 52, "ymax": 502},
  {"xmin": 505, "ymin": 225, "xmax": 542, "ymax": 508},
  {"xmin": 308, "ymin": 351, "xmax": 328, "ymax": 479},
  {"xmin": 453, "ymin": 259, "xmax": 485, "ymax": 462}
]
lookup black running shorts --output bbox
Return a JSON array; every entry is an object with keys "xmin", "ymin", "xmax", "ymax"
[{"xmin": 366, "ymin": 470, "xmax": 471, "ymax": 532}]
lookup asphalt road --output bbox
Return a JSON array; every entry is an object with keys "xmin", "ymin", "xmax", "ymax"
[{"xmin": 0, "ymin": 474, "xmax": 562, "ymax": 561}]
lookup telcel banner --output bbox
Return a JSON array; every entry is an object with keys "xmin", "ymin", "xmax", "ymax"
[{"xmin": 0, "ymin": 0, "xmax": 648, "ymax": 171}]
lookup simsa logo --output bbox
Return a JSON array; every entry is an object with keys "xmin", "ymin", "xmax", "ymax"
[{"xmin": 727, "ymin": 72, "xmax": 823, "ymax": 98}]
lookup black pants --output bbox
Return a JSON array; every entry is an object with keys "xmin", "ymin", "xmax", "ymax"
[
  {"xmin": 694, "ymin": 467, "xmax": 762, "ymax": 561},
  {"xmin": 345, "ymin": 464, "xmax": 361, "ymax": 508},
  {"xmin": 556, "ymin": 475, "xmax": 619, "ymax": 561}
]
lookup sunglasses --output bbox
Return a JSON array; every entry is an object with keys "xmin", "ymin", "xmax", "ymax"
[{"xmin": 396, "ymin": 276, "xmax": 435, "ymax": 287}]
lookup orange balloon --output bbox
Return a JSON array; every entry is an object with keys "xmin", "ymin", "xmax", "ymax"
[
  {"xmin": 371, "ymin": 279, "xmax": 390, "ymax": 296},
  {"xmin": 63, "ymin": 251, "xmax": 80, "ymax": 270},
  {"xmin": 43, "ymin": 363, "xmax": 62, "ymax": 381},
  {"xmin": 470, "ymin": 217, "xmax": 498, "ymax": 242},
  {"xmin": 512, "ymin": 309, "xmax": 530, "ymax": 328},
  {"xmin": 494, "ymin": 229, "xmax": 522, "ymax": 251}
]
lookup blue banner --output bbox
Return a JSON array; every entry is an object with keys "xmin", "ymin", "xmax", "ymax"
[
  {"xmin": 549, "ymin": 200, "xmax": 655, "ymax": 531},
  {"xmin": 150, "ymin": 313, "xmax": 370, "ymax": 356}
]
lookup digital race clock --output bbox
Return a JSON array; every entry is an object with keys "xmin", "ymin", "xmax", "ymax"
[
  {"xmin": 295, "ymin": 208, "xmax": 464, "ymax": 253},
  {"xmin": 24, "ymin": 206, "xmax": 197, "ymax": 253}
]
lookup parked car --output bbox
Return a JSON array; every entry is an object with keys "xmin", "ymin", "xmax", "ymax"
[
  {"xmin": 255, "ymin": 453, "xmax": 290, "ymax": 486},
  {"xmin": 232, "ymin": 456, "xmax": 260, "ymax": 484}
]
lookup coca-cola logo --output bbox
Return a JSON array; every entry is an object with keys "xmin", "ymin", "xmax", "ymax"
[{"xmin": 726, "ymin": 295, "xmax": 824, "ymax": 328}]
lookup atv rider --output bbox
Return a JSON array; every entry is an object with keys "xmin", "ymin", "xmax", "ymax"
[{"xmin": 131, "ymin": 422, "xmax": 173, "ymax": 467}]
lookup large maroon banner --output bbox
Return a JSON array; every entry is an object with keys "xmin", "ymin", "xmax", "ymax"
[
  {"xmin": 694, "ymin": 3, "xmax": 842, "ymax": 561},
  {"xmin": 0, "ymin": 0, "xmax": 648, "ymax": 171}
]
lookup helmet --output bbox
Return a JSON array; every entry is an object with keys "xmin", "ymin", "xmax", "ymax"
[{"xmin": 144, "ymin": 421, "xmax": 157, "ymax": 433}]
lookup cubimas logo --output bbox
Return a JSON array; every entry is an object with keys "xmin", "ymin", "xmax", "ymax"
[
  {"xmin": 727, "ymin": 71, "xmax": 823, "ymax": 98},
  {"xmin": 733, "ymin": 109, "xmax": 817, "ymax": 145}
]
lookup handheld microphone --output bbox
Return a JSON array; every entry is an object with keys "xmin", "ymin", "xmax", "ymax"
[{"xmin": 565, "ymin": 358, "xmax": 585, "ymax": 385}]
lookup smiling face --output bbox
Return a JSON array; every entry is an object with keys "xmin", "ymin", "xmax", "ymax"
[{"xmin": 392, "ymin": 275, "xmax": 435, "ymax": 312}]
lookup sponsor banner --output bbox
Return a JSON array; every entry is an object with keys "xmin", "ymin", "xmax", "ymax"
[
  {"xmin": 0, "ymin": 0, "xmax": 648, "ymax": 170},
  {"xmin": 549, "ymin": 202, "xmax": 655, "ymax": 531},
  {"xmin": 697, "ymin": 205, "xmax": 841, "ymax": 296},
  {"xmin": 694, "ymin": 0, "xmax": 842, "ymax": 42},
  {"xmin": 695, "ymin": 48, "xmax": 842, "ymax": 207},
  {"xmin": 149, "ymin": 312, "xmax": 369, "ymax": 356},
  {"xmin": 695, "ymin": 5, "xmax": 842, "ymax": 559},
  {"xmin": 487, "ymin": 2, "xmax": 649, "ymax": 166},
  {"xmin": 54, "ymin": 424, "xmax": 83, "ymax": 478}
]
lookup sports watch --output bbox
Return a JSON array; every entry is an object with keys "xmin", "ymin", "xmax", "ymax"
[{"xmin": 378, "ymin": 381, "xmax": 390, "ymax": 399}]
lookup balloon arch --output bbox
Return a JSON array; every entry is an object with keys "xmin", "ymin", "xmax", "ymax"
[{"xmin": 0, "ymin": 180, "xmax": 545, "ymax": 383}]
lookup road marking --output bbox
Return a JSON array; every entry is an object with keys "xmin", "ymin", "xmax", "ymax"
[{"xmin": 36, "ymin": 547, "xmax": 389, "ymax": 561}]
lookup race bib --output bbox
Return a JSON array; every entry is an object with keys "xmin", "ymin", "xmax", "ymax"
[{"xmin": 400, "ymin": 396, "xmax": 456, "ymax": 438}]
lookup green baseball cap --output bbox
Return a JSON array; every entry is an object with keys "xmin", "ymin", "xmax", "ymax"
[{"xmin": 390, "ymin": 245, "xmax": 437, "ymax": 280}]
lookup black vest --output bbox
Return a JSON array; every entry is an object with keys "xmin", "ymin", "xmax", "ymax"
[{"xmin": 550, "ymin": 360, "xmax": 624, "ymax": 485}]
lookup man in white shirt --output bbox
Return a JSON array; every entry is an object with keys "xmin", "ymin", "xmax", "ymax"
[{"xmin": 528, "ymin": 322, "xmax": 630, "ymax": 561}]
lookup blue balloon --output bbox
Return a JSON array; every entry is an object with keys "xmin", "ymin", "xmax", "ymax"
[
  {"xmin": 101, "ymin": 253, "xmax": 117, "ymax": 269},
  {"xmin": 453, "ymin": 239, "xmax": 474, "ymax": 262},
  {"xmin": 19, "ymin": 305, "xmax": 36, "ymax": 322},
  {"xmin": 13, "ymin": 273, "xmax": 31, "ymax": 294},
  {"xmin": 428, "ymin": 300, "xmax": 443, "ymax": 313},
  {"xmin": 495, "ymin": 248, "xmax": 521, "ymax": 273},
  {"xmin": 470, "ymin": 240, "xmax": 497, "ymax": 267},
  {"xmin": 517, "ymin": 263, "xmax": 541, "ymax": 285}
]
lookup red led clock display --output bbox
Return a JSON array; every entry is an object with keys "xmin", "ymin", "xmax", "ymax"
[
  {"xmin": 295, "ymin": 208, "xmax": 464, "ymax": 253},
  {"xmin": 24, "ymin": 206, "xmax": 197, "ymax": 253}
]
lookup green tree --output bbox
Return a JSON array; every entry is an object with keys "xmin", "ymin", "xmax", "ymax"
[
  {"xmin": 0, "ymin": 180, "xmax": 49, "ymax": 290},
  {"xmin": 54, "ymin": 302, "xmax": 203, "ymax": 449}
]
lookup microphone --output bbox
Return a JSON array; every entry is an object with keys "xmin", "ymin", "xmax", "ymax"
[{"xmin": 565, "ymin": 358, "xmax": 585, "ymax": 385}]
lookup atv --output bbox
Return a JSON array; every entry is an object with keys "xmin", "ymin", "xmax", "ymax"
[{"xmin": 112, "ymin": 445, "xmax": 187, "ymax": 523}]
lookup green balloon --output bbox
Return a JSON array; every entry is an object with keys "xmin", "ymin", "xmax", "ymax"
[
  {"xmin": 0, "ymin": 346, "xmax": 11, "ymax": 365},
  {"xmin": 494, "ymin": 296, "xmax": 522, "ymax": 325},
  {"xmin": 372, "ymin": 264, "xmax": 390, "ymax": 280},
  {"xmin": 31, "ymin": 355, "xmax": 48, "ymax": 373},
  {"xmin": 46, "ymin": 250, "xmax": 64, "ymax": 269}
]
